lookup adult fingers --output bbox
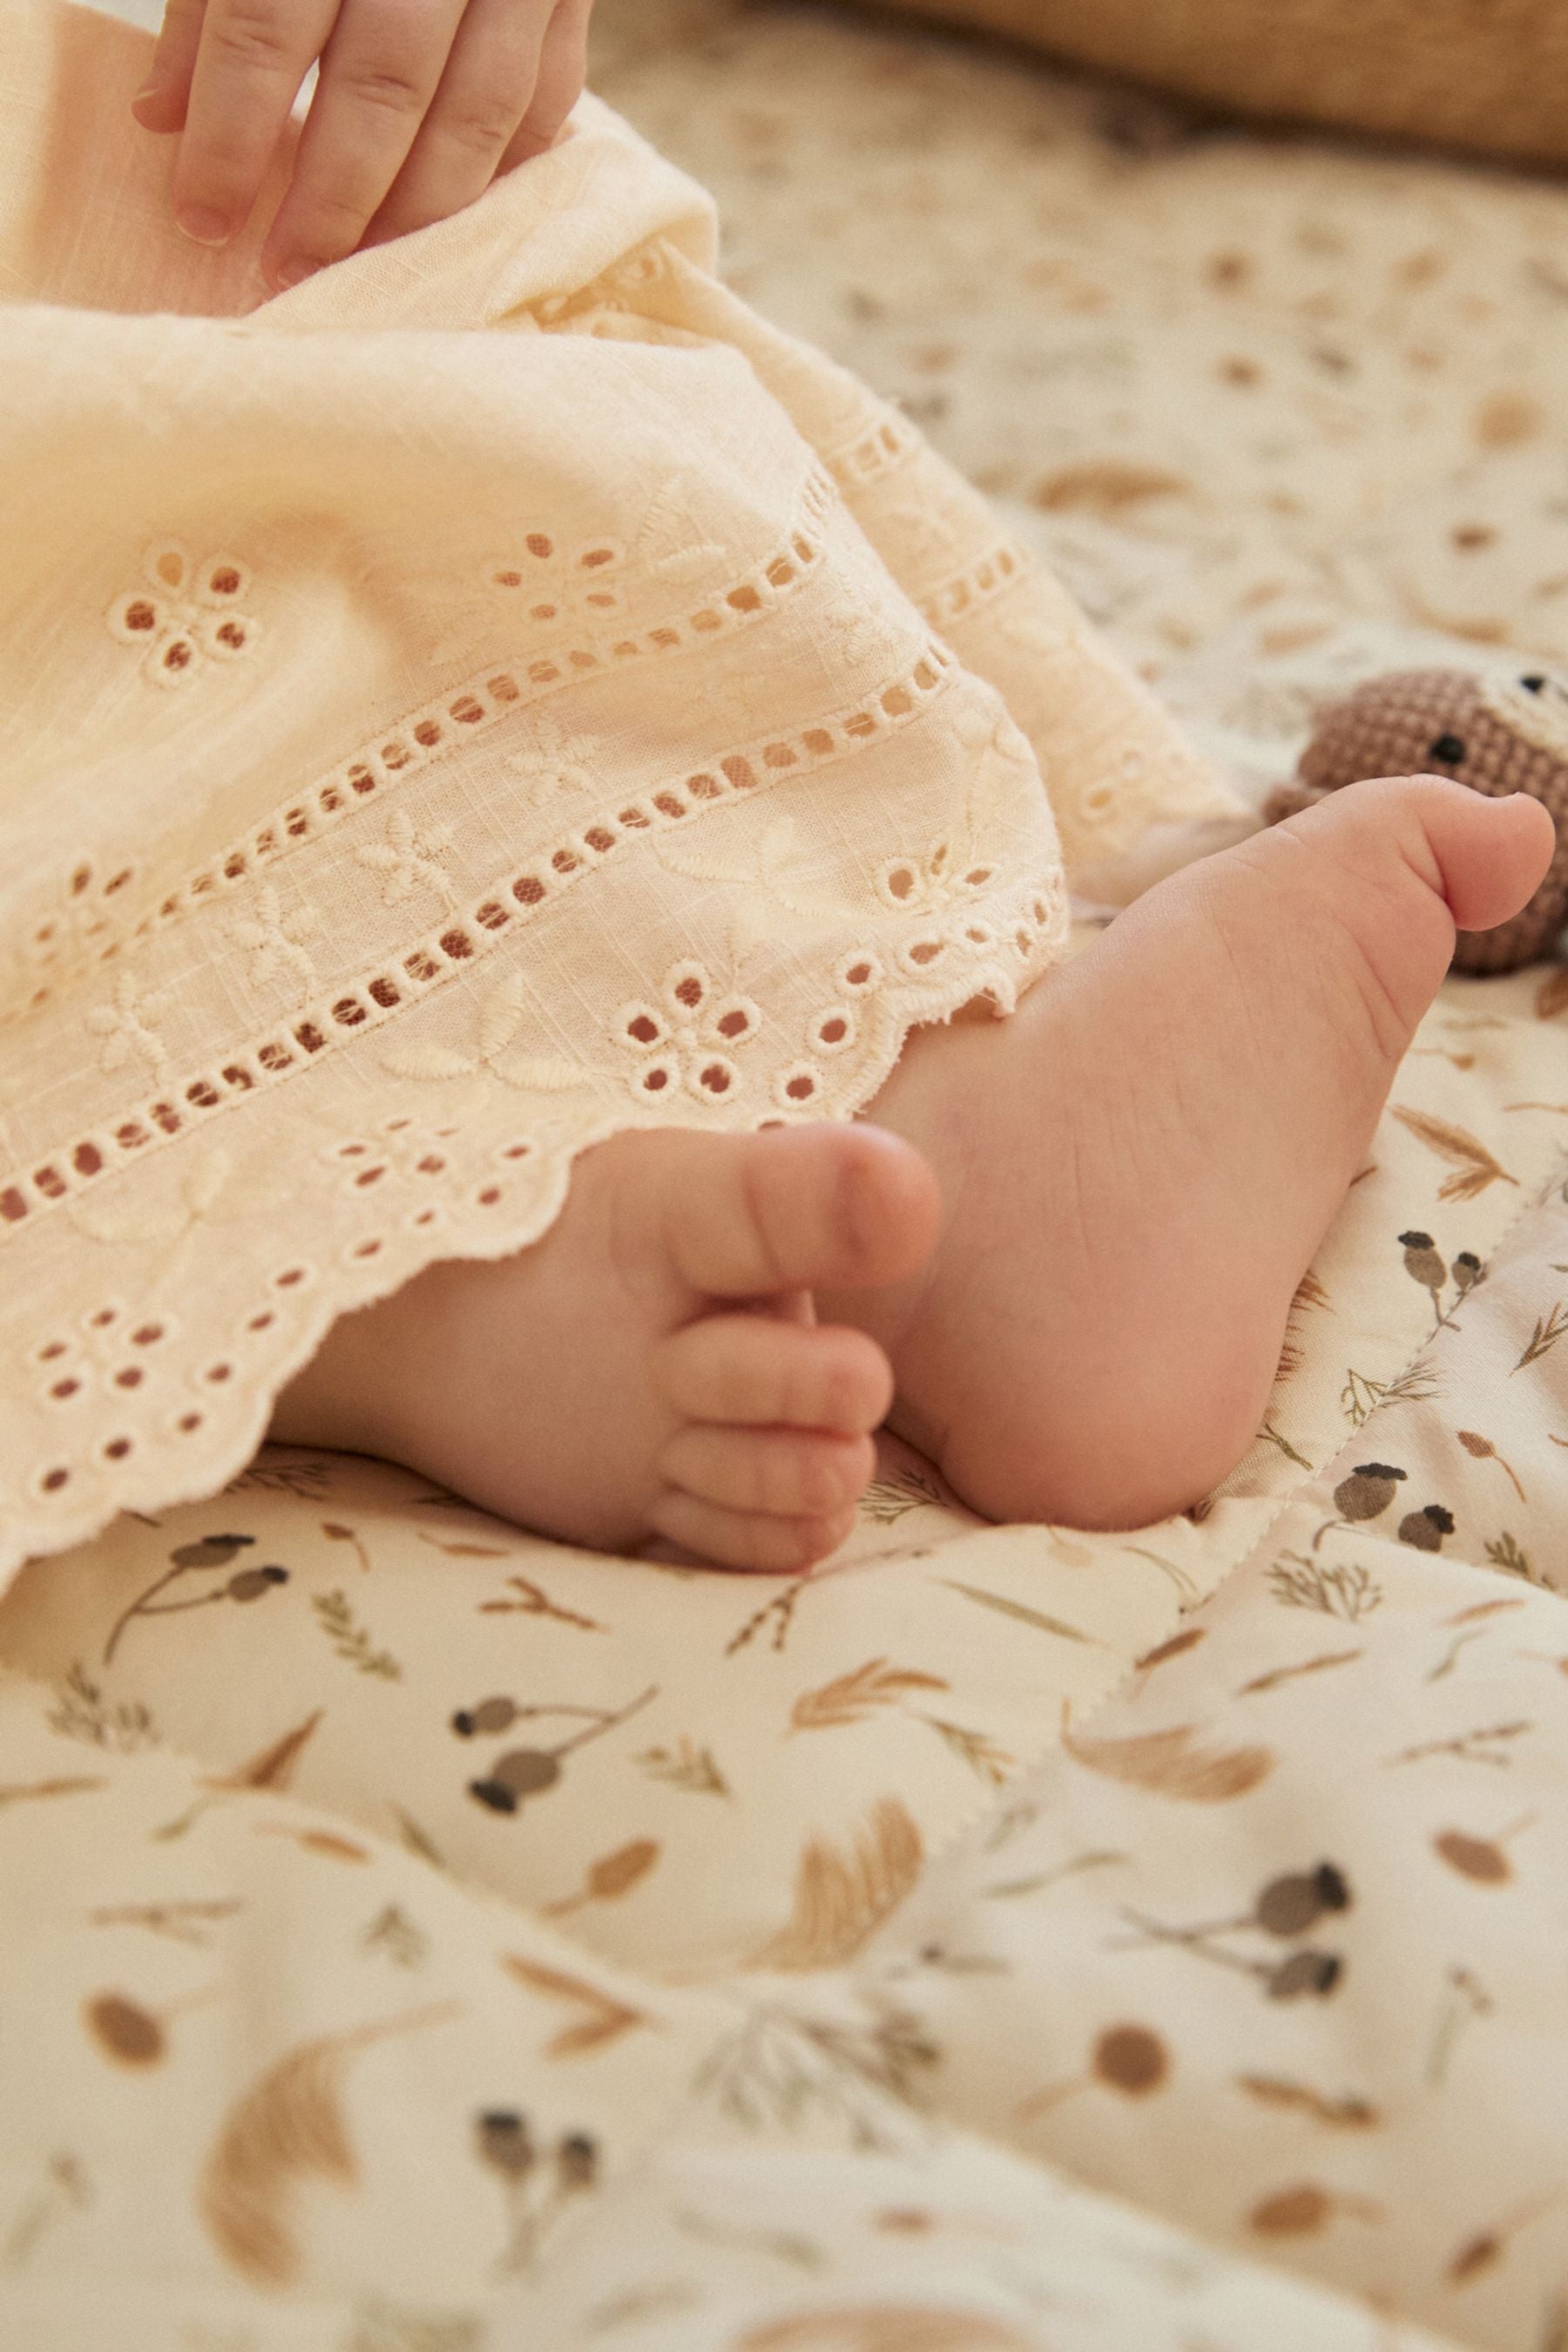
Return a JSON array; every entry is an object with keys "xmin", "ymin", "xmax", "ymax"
[
  {"xmin": 365, "ymin": 0, "xmax": 555, "ymax": 247},
  {"xmin": 129, "ymin": 0, "xmax": 209, "ymax": 135},
  {"xmin": 169, "ymin": 0, "xmax": 338, "ymax": 247},
  {"xmin": 259, "ymin": 0, "xmax": 470, "ymax": 290},
  {"xmin": 499, "ymin": 0, "xmax": 592, "ymax": 169}
]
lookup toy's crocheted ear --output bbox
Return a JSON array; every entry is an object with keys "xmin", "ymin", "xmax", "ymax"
[{"xmin": 1262, "ymin": 666, "xmax": 1568, "ymax": 977}]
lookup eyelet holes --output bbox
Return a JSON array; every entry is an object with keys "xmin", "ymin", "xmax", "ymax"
[
  {"xmin": 690, "ymin": 1057, "xmax": 738, "ymax": 1100},
  {"xmin": 621, "ymin": 1006, "xmax": 667, "ymax": 1052},
  {"xmin": 809, "ymin": 1010, "xmax": 855, "ymax": 1055},
  {"xmin": 776, "ymin": 1065, "xmax": 821, "ymax": 1108}
]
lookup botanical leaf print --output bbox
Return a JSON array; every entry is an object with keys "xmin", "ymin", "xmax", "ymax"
[
  {"xmin": 1064, "ymin": 1721, "xmax": 1274, "ymax": 1801},
  {"xmin": 1434, "ymin": 1822, "xmax": 1532, "ymax": 1882},
  {"xmin": 633, "ymin": 1737, "xmax": 730, "ymax": 1795},
  {"xmin": 362, "ymin": 1905, "xmax": 429, "ymax": 1969},
  {"xmin": 224, "ymin": 1709, "xmax": 323, "ymax": 1792},
  {"xmin": 542, "ymin": 1837, "xmax": 659, "ymax": 1919},
  {"xmin": 1484, "ymin": 1531, "xmax": 1534, "ymax": 1579},
  {"xmin": 199, "ymin": 2006, "xmax": 457, "ymax": 2287},
  {"xmin": 313, "ymin": 1589, "xmax": 401, "ymax": 1680},
  {"xmin": 1236, "ymin": 1648, "xmax": 1363, "ymax": 1697},
  {"xmin": 1030, "ymin": 458, "xmax": 1193, "ymax": 514},
  {"xmin": 500, "ymin": 1954, "xmax": 647, "ymax": 2058},
  {"xmin": 859, "ymin": 1463, "xmax": 948, "ymax": 1524},
  {"xmin": 736, "ymin": 2312, "xmax": 1038, "ymax": 2352},
  {"xmin": 1535, "ymin": 964, "xmax": 1568, "ymax": 1019},
  {"xmin": 1248, "ymin": 2183, "xmax": 1382, "ymax": 2236},
  {"xmin": 0, "ymin": 1773, "xmax": 105, "ymax": 1807},
  {"xmin": 84, "ymin": 1992, "xmax": 167, "ymax": 2068},
  {"xmin": 1457, "ymin": 1428, "xmax": 1528, "ymax": 1500},
  {"xmin": 937, "ymin": 1582, "xmax": 1097, "ymax": 1644},
  {"xmin": 474, "ymin": 1572, "xmax": 605, "ymax": 1632},
  {"xmin": 923, "ymin": 1717, "xmax": 1015, "ymax": 1784},
  {"xmin": 1513, "ymin": 1300, "xmax": 1568, "ymax": 1369},
  {"xmin": 257, "ymin": 1822, "xmax": 372, "ymax": 1863},
  {"xmin": 1236, "ymin": 2076, "xmax": 1380, "ymax": 2128},
  {"xmin": 321, "ymin": 1521, "xmax": 375, "ymax": 1573},
  {"xmin": 1277, "ymin": 1267, "xmax": 1330, "ymax": 1383},
  {"xmin": 47, "ymin": 1663, "xmax": 158, "ymax": 1751},
  {"xmin": 1017, "ymin": 2021, "xmax": 1172, "ymax": 2119},
  {"xmin": 1389, "ymin": 1105, "xmax": 1518, "ymax": 1202},
  {"xmin": 1267, "ymin": 1552, "xmax": 1383, "ymax": 1619},
  {"xmin": 789, "ymin": 1659, "xmax": 950, "ymax": 1733},
  {"xmin": 749, "ymin": 1798, "xmax": 923, "ymax": 1971},
  {"xmin": 1341, "ymin": 1359, "xmax": 1443, "ymax": 1429}
]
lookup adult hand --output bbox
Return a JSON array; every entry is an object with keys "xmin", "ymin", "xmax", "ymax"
[{"xmin": 132, "ymin": 0, "xmax": 594, "ymax": 291}]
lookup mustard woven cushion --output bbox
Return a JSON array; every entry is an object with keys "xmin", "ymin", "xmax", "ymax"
[{"xmin": 877, "ymin": 0, "xmax": 1568, "ymax": 170}]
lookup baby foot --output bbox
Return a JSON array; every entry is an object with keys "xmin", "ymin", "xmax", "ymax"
[
  {"xmin": 270, "ymin": 1123, "xmax": 939, "ymax": 1570},
  {"xmin": 831, "ymin": 775, "xmax": 1556, "ymax": 1530}
]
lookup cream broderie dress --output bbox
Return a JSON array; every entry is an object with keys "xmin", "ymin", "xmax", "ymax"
[{"xmin": 0, "ymin": 0, "xmax": 1239, "ymax": 1580}]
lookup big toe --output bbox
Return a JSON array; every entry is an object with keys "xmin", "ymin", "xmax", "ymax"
[
  {"xmin": 656, "ymin": 1121, "xmax": 942, "ymax": 1302},
  {"xmin": 1290, "ymin": 774, "xmax": 1556, "ymax": 936}
]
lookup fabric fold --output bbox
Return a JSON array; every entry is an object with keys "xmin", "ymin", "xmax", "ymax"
[{"xmin": 0, "ymin": 0, "xmax": 1235, "ymax": 1578}]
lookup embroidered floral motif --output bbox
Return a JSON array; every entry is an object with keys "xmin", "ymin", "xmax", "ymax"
[
  {"xmin": 107, "ymin": 544, "xmax": 258, "ymax": 688},
  {"xmin": 356, "ymin": 811, "xmax": 458, "ymax": 911},
  {"xmin": 505, "ymin": 711, "xmax": 599, "ymax": 809},
  {"xmin": 658, "ymin": 817, "xmax": 831, "ymax": 963},
  {"xmin": 485, "ymin": 534, "xmax": 625, "ymax": 625},
  {"xmin": 615, "ymin": 963, "xmax": 762, "ymax": 1106},
  {"xmin": 86, "ymin": 972, "xmax": 172, "ymax": 1075},
  {"xmin": 874, "ymin": 710, "xmax": 1030, "ymax": 916},
  {"xmin": 381, "ymin": 973, "xmax": 596, "ymax": 1098},
  {"xmin": 232, "ymin": 887, "xmax": 320, "ymax": 1003},
  {"xmin": 0, "ymin": 645, "xmax": 964, "ymax": 1245}
]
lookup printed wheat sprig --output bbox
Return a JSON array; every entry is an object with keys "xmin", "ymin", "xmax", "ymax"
[
  {"xmin": 1514, "ymin": 1301, "xmax": 1568, "ymax": 1371},
  {"xmin": 1390, "ymin": 1106, "xmax": 1517, "ymax": 1203}
]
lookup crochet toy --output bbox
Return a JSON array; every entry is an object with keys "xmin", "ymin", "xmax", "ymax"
[{"xmin": 1264, "ymin": 666, "xmax": 1568, "ymax": 974}]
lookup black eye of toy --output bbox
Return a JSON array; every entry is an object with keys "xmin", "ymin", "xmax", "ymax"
[
  {"xmin": 1429, "ymin": 733, "xmax": 1466, "ymax": 765},
  {"xmin": 1521, "ymin": 674, "xmax": 1547, "ymax": 693}
]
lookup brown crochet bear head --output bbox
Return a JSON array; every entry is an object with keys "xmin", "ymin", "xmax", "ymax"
[{"xmin": 1264, "ymin": 666, "xmax": 1568, "ymax": 974}]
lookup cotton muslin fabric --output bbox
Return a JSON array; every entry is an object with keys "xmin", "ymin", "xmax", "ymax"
[{"xmin": 0, "ymin": 0, "xmax": 1235, "ymax": 1578}]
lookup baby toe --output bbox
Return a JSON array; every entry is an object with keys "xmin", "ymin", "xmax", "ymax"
[
  {"xmin": 651, "ymin": 1315, "xmax": 894, "ymax": 1433},
  {"xmin": 660, "ymin": 1423, "xmax": 875, "ymax": 1519},
  {"xmin": 658, "ymin": 1123, "xmax": 939, "ymax": 1301},
  {"xmin": 649, "ymin": 1491, "xmax": 857, "ymax": 1574}
]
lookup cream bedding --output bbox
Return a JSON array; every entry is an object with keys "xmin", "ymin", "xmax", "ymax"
[{"xmin": 3, "ymin": 2, "xmax": 1568, "ymax": 2346}]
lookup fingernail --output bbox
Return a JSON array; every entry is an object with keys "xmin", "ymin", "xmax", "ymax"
[
  {"xmin": 268, "ymin": 256, "xmax": 321, "ymax": 293},
  {"xmin": 176, "ymin": 204, "xmax": 234, "ymax": 247}
]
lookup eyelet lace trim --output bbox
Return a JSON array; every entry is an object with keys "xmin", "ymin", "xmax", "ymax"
[
  {"xmin": 919, "ymin": 540, "xmax": 1034, "ymax": 632},
  {"xmin": 0, "ymin": 645, "xmax": 959, "ymax": 1240},
  {"xmin": 12, "ymin": 469, "xmax": 835, "ymax": 1020},
  {"xmin": 3, "ymin": 849, "xmax": 1068, "ymax": 1560},
  {"xmin": 823, "ymin": 409, "xmax": 923, "ymax": 491}
]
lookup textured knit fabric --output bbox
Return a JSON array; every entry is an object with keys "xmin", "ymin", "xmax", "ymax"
[
  {"xmin": 0, "ymin": 0, "xmax": 1239, "ymax": 1582},
  {"xmin": 1264, "ymin": 666, "xmax": 1568, "ymax": 974}
]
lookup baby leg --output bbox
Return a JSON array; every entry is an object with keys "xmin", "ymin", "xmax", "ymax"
[{"xmin": 823, "ymin": 776, "xmax": 1556, "ymax": 1528}]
